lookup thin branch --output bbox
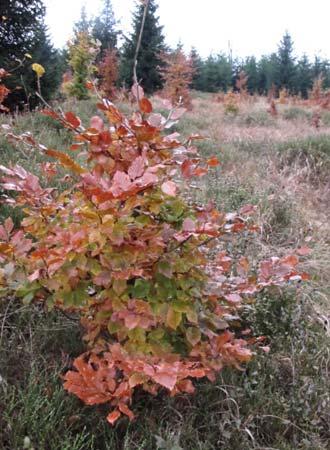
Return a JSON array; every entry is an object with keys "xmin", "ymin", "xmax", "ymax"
[{"xmin": 133, "ymin": 0, "xmax": 150, "ymax": 104}]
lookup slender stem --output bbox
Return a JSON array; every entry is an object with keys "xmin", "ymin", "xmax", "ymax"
[{"xmin": 133, "ymin": 0, "xmax": 150, "ymax": 104}]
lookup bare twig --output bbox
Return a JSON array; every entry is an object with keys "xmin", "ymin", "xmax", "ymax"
[{"xmin": 133, "ymin": 0, "xmax": 150, "ymax": 105}]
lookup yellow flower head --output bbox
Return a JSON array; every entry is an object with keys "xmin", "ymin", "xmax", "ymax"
[{"xmin": 32, "ymin": 63, "xmax": 45, "ymax": 78}]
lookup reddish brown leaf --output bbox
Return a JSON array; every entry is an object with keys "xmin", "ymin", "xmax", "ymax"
[
  {"xmin": 139, "ymin": 98, "xmax": 153, "ymax": 114},
  {"xmin": 65, "ymin": 111, "xmax": 81, "ymax": 129},
  {"xmin": 181, "ymin": 159, "xmax": 194, "ymax": 179},
  {"xmin": 41, "ymin": 109, "xmax": 60, "ymax": 120},
  {"xmin": 193, "ymin": 167, "xmax": 208, "ymax": 177},
  {"xmin": 207, "ymin": 157, "xmax": 220, "ymax": 167}
]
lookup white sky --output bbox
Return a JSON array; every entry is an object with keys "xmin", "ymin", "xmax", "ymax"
[{"xmin": 44, "ymin": 0, "xmax": 330, "ymax": 60}]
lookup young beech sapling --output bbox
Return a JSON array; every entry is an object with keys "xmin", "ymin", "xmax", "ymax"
[{"xmin": 0, "ymin": 85, "xmax": 308, "ymax": 424}]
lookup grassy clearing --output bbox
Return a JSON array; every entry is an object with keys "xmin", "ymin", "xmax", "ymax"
[{"xmin": 0, "ymin": 93, "xmax": 329, "ymax": 449}]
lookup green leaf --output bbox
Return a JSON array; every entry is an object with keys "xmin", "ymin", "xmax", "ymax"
[
  {"xmin": 156, "ymin": 274, "xmax": 177, "ymax": 299},
  {"xmin": 107, "ymin": 321, "xmax": 121, "ymax": 334},
  {"xmin": 172, "ymin": 299, "xmax": 190, "ymax": 313},
  {"xmin": 131, "ymin": 279, "xmax": 151, "ymax": 298},
  {"xmin": 148, "ymin": 328, "xmax": 165, "ymax": 341},
  {"xmin": 157, "ymin": 260, "xmax": 173, "ymax": 278},
  {"xmin": 22, "ymin": 291, "xmax": 35, "ymax": 305}
]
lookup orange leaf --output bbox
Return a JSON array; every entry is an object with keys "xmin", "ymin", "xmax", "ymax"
[
  {"xmin": 65, "ymin": 111, "xmax": 81, "ymax": 129},
  {"xmin": 118, "ymin": 402, "xmax": 135, "ymax": 420},
  {"xmin": 105, "ymin": 105, "xmax": 123, "ymax": 124},
  {"xmin": 207, "ymin": 157, "xmax": 220, "ymax": 167},
  {"xmin": 139, "ymin": 98, "xmax": 153, "ymax": 114},
  {"xmin": 45, "ymin": 149, "xmax": 86, "ymax": 175},
  {"xmin": 193, "ymin": 167, "xmax": 208, "ymax": 177},
  {"xmin": 107, "ymin": 409, "xmax": 121, "ymax": 425}
]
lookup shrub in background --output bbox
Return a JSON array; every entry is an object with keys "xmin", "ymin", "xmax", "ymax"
[
  {"xmin": 67, "ymin": 32, "xmax": 100, "ymax": 100},
  {"xmin": 98, "ymin": 48, "xmax": 119, "ymax": 100},
  {"xmin": 161, "ymin": 47, "xmax": 194, "ymax": 109}
]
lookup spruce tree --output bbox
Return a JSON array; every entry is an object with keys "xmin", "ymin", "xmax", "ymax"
[
  {"xmin": 74, "ymin": 5, "xmax": 91, "ymax": 35},
  {"xmin": 295, "ymin": 55, "xmax": 312, "ymax": 98},
  {"xmin": 258, "ymin": 54, "xmax": 277, "ymax": 95},
  {"xmin": 0, "ymin": 0, "xmax": 44, "ymax": 60},
  {"xmin": 189, "ymin": 47, "xmax": 204, "ymax": 91},
  {"xmin": 92, "ymin": 0, "xmax": 118, "ymax": 55},
  {"xmin": 0, "ymin": 0, "xmax": 61, "ymax": 110},
  {"xmin": 275, "ymin": 32, "xmax": 296, "ymax": 93},
  {"xmin": 119, "ymin": 0, "xmax": 166, "ymax": 93},
  {"xmin": 243, "ymin": 56, "xmax": 258, "ymax": 94}
]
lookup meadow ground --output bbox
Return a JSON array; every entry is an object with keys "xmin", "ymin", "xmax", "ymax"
[{"xmin": 0, "ymin": 93, "xmax": 329, "ymax": 450}]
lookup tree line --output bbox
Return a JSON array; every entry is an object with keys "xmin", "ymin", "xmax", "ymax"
[{"xmin": 1, "ymin": 0, "xmax": 330, "ymax": 110}]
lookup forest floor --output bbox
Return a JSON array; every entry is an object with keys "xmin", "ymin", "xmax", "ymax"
[{"xmin": 0, "ymin": 92, "xmax": 329, "ymax": 450}]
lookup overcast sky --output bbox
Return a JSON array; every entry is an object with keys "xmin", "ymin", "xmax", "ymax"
[{"xmin": 44, "ymin": 0, "xmax": 330, "ymax": 60}]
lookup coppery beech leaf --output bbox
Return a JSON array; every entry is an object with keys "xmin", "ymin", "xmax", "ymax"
[
  {"xmin": 139, "ymin": 98, "xmax": 153, "ymax": 114},
  {"xmin": 207, "ymin": 157, "xmax": 220, "ymax": 167},
  {"xmin": 65, "ymin": 111, "xmax": 81, "ymax": 129}
]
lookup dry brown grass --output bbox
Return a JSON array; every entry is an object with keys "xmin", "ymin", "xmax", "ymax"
[{"xmin": 180, "ymin": 94, "xmax": 330, "ymax": 317}]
